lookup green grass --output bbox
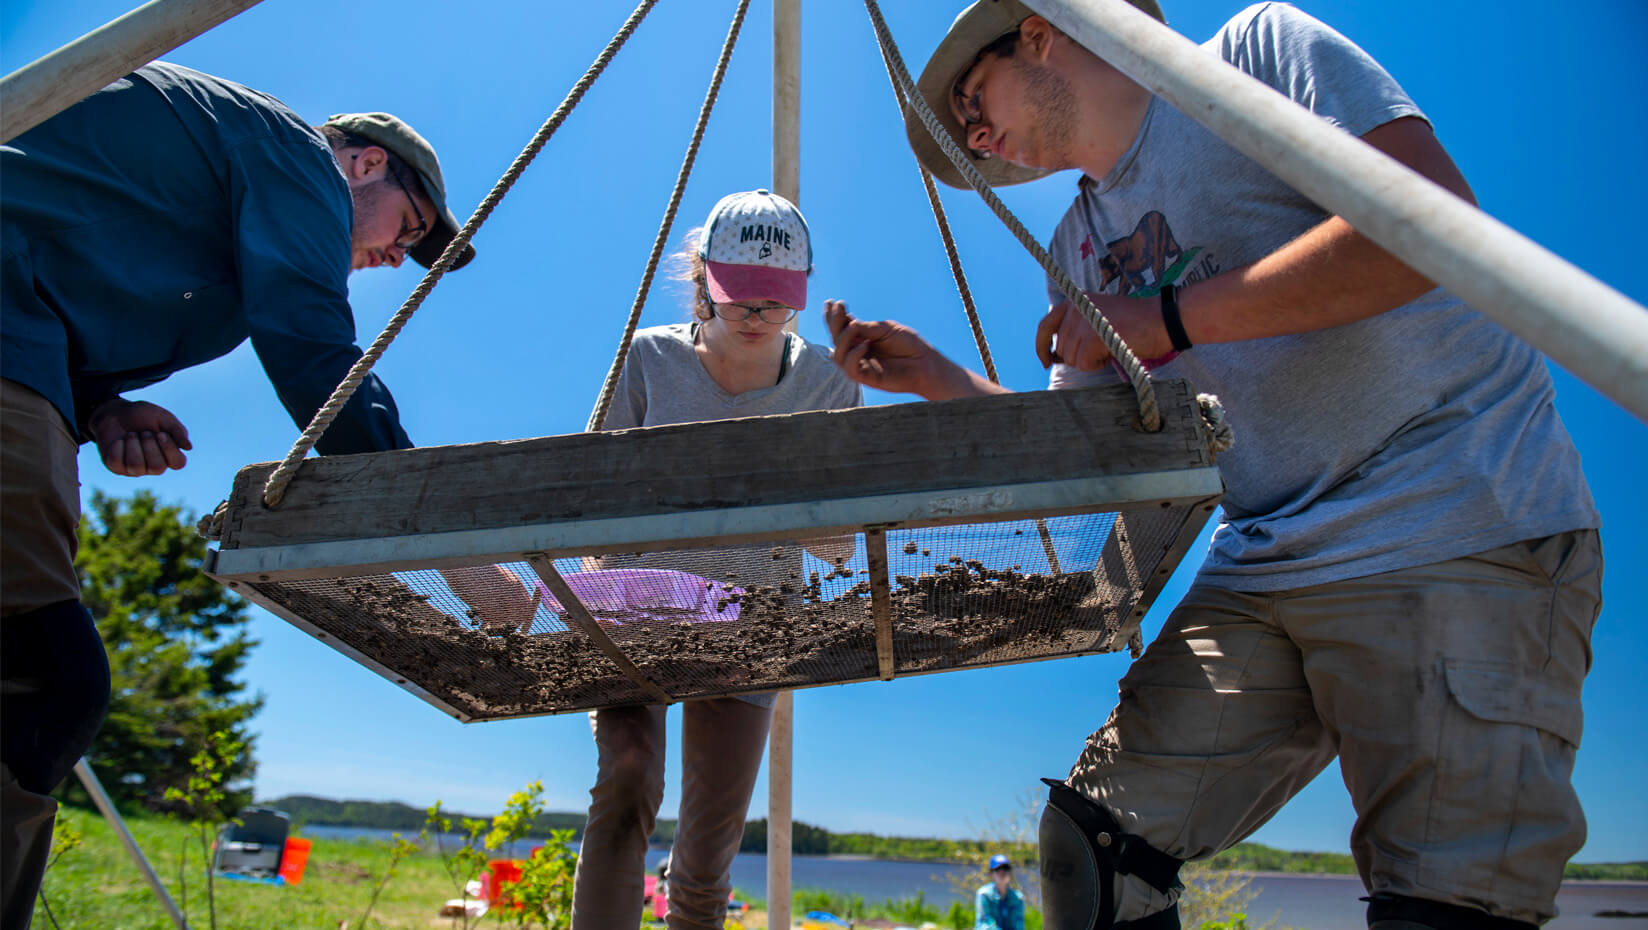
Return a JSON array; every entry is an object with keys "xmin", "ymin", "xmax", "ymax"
[
  {"xmin": 37, "ymin": 803, "xmax": 1643, "ymax": 930},
  {"xmin": 33, "ymin": 805, "xmax": 488, "ymax": 930}
]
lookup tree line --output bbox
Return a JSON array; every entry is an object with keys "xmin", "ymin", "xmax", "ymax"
[{"xmin": 271, "ymin": 795, "xmax": 585, "ymax": 834}]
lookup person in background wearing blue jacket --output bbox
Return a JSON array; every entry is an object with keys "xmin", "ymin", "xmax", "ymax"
[
  {"xmin": 0, "ymin": 62, "xmax": 475, "ymax": 928},
  {"xmin": 976, "ymin": 854, "xmax": 1027, "ymax": 930}
]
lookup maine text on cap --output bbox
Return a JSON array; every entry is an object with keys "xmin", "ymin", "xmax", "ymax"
[{"xmin": 739, "ymin": 224, "xmax": 793, "ymax": 249}]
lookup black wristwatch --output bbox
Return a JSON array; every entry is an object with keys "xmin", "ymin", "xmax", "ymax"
[{"xmin": 1160, "ymin": 283, "xmax": 1193, "ymax": 353}]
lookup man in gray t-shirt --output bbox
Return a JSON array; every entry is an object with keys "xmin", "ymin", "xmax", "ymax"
[{"xmin": 828, "ymin": 3, "xmax": 1601, "ymax": 928}]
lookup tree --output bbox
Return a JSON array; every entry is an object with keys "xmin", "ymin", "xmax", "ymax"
[{"xmin": 67, "ymin": 490, "xmax": 262, "ymax": 817}]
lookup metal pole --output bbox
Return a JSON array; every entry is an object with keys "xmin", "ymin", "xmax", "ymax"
[
  {"xmin": 1023, "ymin": 0, "xmax": 1648, "ymax": 423},
  {"xmin": 74, "ymin": 759, "xmax": 190, "ymax": 930},
  {"xmin": 765, "ymin": 691, "xmax": 794, "ymax": 928},
  {"xmin": 0, "ymin": 0, "xmax": 268, "ymax": 143},
  {"xmin": 769, "ymin": 3, "xmax": 800, "ymax": 927},
  {"xmin": 773, "ymin": 0, "xmax": 801, "ymax": 204}
]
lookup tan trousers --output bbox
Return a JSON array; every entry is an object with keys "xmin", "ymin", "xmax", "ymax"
[
  {"xmin": 1067, "ymin": 531, "xmax": 1602, "ymax": 925},
  {"xmin": 1, "ymin": 380, "xmax": 83, "ymax": 929},
  {"xmin": 570, "ymin": 697, "xmax": 772, "ymax": 930},
  {"xmin": 0, "ymin": 379, "xmax": 82, "ymax": 617}
]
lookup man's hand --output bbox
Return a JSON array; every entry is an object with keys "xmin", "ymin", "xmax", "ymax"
[
  {"xmin": 1036, "ymin": 293, "xmax": 1172, "ymax": 371},
  {"xmin": 799, "ymin": 534, "xmax": 857, "ymax": 566},
  {"xmin": 88, "ymin": 398, "xmax": 193, "ymax": 476},
  {"xmin": 444, "ymin": 564, "xmax": 538, "ymax": 635},
  {"xmin": 824, "ymin": 300, "xmax": 1004, "ymax": 400}
]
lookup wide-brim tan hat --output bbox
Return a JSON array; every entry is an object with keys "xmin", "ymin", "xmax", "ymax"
[
  {"xmin": 907, "ymin": 0, "xmax": 1164, "ymax": 189},
  {"xmin": 324, "ymin": 112, "xmax": 475, "ymax": 270}
]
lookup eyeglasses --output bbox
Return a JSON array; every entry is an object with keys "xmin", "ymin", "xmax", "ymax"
[
  {"xmin": 386, "ymin": 162, "xmax": 428, "ymax": 251},
  {"xmin": 952, "ymin": 79, "xmax": 992, "ymax": 161},
  {"xmin": 952, "ymin": 30, "xmax": 1020, "ymax": 160},
  {"xmin": 954, "ymin": 85, "xmax": 985, "ymax": 131},
  {"xmin": 713, "ymin": 303, "xmax": 798, "ymax": 325}
]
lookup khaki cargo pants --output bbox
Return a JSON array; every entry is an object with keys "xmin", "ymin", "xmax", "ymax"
[
  {"xmin": 1, "ymin": 379, "xmax": 86, "ymax": 930},
  {"xmin": 1, "ymin": 379, "xmax": 83, "ymax": 616},
  {"xmin": 1066, "ymin": 530, "xmax": 1602, "ymax": 925}
]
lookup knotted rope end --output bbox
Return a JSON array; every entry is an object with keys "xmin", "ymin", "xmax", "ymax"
[{"xmin": 1197, "ymin": 392, "xmax": 1235, "ymax": 457}]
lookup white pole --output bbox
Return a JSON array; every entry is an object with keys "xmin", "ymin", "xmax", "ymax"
[
  {"xmin": 765, "ymin": 691, "xmax": 794, "ymax": 929},
  {"xmin": 75, "ymin": 759, "xmax": 190, "ymax": 930},
  {"xmin": 769, "ymin": 2, "xmax": 800, "ymax": 927},
  {"xmin": 773, "ymin": 0, "xmax": 802, "ymax": 203},
  {"xmin": 0, "ymin": 0, "xmax": 267, "ymax": 144},
  {"xmin": 1023, "ymin": 0, "xmax": 1648, "ymax": 423}
]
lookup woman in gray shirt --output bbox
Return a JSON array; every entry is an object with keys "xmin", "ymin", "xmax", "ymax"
[{"xmin": 569, "ymin": 190, "xmax": 861, "ymax": 930}]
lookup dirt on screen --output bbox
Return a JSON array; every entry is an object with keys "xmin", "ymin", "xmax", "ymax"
[{"xmin": 258, "ymin": 554, "xmax": 1129, "ymax": 720}]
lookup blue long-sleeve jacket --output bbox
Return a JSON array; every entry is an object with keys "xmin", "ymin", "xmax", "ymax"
[
  {"xmin": 975, "ymin": 883, "xmax": 1025, "ymax": 930},
  {"xmin": 1, "ymin": 62, "xmax": 410, "ymax": 453}
]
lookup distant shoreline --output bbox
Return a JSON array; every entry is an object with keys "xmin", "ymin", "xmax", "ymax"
[
  {"xmin": 1235, "ymin": 872, "xmax": 1648, "ymax": 887},
  {"xmin": 274, "ymin": 798, "xmax": 1645, "ymax": 881}
]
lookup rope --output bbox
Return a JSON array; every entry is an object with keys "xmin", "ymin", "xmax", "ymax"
[
  {"xmin": 871, "ymin": 32, "xmax": 999, "ymax": 384},
  {"xmin": 872, "ymin": 28, "xmax": 1088, "ymax": 576},
  {"xmin": 1197, "ymin": 392, "xmax": 1235, "ymax": 456},
  {"xmin": 919, "ymin": 168, "xmax": 999, "ymax": 384},
  {"xmin": 260, "ymin": 0, "xmax": 664, "ymax": 508},
  {"xmin": 861, "ymin": 0, "xmax": 1161, "ymax": 433},
  {"xmin": 587, "ymin": 0, "xmax": 752, "ymax": 433},
  {"xmin": 197, "ymin": 501, "xmax": 227, "ymax": 540}
]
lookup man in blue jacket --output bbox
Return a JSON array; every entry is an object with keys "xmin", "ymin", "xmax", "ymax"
[
  {"xmin": 976, "ymin": 854, "xmax": 1027, "ymax": 930},
  {"xmin": 0, "ymin": 61, "xmax": 475, "ymax": 927}
]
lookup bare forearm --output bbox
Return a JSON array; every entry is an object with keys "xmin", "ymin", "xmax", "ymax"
[
  {"xmin": 922, "ymin": 358, "xmax": 1015, "ymax": 401},
  {"xmin": 1177, "ymin": 116, "xmax": 1477, "ymax": 346},
  {"xmin": 1178, "ymin": 215, "xmax": 1437, "ymax": 344}
]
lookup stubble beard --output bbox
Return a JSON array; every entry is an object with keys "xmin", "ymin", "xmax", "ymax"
[
  {"xmin": 1013, "ymin": 56, "xmax": 1078, "ymax": 170},
  {"xmin": 348, "ymin": 177, "xmax": 392, "ymax": 253}
]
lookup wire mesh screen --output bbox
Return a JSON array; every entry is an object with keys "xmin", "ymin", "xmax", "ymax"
[{"xmin": 236, "ymin": 502, "xmax": 1202, "ymax": 721}]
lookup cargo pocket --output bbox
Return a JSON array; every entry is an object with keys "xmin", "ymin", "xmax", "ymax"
[
  {"xmin": 1420, "ymin": 659, "xmax": 1584, "ymax": 900},
  {"xmin": 1443, "ymin": 660, "xmax": 1583, "ymax": 746}
]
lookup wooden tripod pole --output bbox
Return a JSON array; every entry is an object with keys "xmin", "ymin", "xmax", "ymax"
[
  {"xmin": 767, "ymin": 0, "xmax": 800, "ymax": 925},
  {"xmin": 0, "ymin": 0, "xmax": 267, "ymax": 143}
]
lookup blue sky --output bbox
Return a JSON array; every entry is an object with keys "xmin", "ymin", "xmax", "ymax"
[{"xmin": 5, "ymin": 0, "xmax": 1644, "ymax": 862}]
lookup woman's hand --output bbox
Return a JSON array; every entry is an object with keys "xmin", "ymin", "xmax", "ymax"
[{"xmin": 444, "ymin": 565, "xmax": 538, "ymax": 634}]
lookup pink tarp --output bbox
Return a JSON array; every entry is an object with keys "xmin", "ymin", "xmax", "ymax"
[{"xmin": 532, "ymin": 569, "xmax": 742, "ymax": 624}]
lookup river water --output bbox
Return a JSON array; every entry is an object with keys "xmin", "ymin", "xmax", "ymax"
[{"xmin": 301, "ymin": 826, "xmax": 1645, "ymax": 929}]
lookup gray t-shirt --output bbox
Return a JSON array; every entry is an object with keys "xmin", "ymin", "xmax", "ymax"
[
  {"xmin": 601, "ymin": 322, "xmax": 863, "ymax": 431},
  {"xmin": 1046, "ymin": 2, "xmax": 1598, "ymax": 590},
  {"xmin": 597, "ymin": 322, "xmax": 864, "ymax": 705}
]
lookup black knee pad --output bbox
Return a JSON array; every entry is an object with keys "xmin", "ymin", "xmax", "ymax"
[
  {"xmin": 1, "ymin": 599, "xmax": 111, "ymax": 792},
  {"xmin": 1366, "ymin": 894, "xmax": 1538, "ymax": 930},
  {"xmin": 1039, "ymin": 778, "xmax": 1184, "ymax": 930}
]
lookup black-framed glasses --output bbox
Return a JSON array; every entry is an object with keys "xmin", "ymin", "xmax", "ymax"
[
  {"xmin": 386, "ymin": 162, "xmax": 428, "ymax": 250},
  {"xmin": 713, "ymin": 303, "xmax": 798, "ymax": 325},
  {"xmin": 954, "ymin": 85, "xmax": 985, "ymax": 129},
  {"xmin": 952, "ymin": 30, "xmax": 1020, "ymax": 160},
  {"xmin": 952, "ymin": 81, "xmax": 992, "ymax": 161}
]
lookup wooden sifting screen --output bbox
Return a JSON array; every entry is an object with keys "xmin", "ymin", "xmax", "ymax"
[{"xmin": 205, "ymin": 381, "xmax": 1223, "ymax": 722}]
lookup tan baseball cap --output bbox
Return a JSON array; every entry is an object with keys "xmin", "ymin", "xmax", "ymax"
[
  {"xmin": 323, "ymin": 112, "xmax": 475, "ymax": 270},
  {"xmin": 907, "ymin": 0, "xmax": 1164, "ymax": 189}
]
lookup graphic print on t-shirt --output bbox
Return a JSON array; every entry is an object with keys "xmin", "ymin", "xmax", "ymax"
[{"xmin": 1081, "ymin": 210, "xmax": 1204, "ymax": 298}]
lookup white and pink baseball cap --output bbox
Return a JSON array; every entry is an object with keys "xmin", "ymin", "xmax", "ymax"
[{"xmin": 697, "ymin": 189, "xmax": 812, "ymax": 310}]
